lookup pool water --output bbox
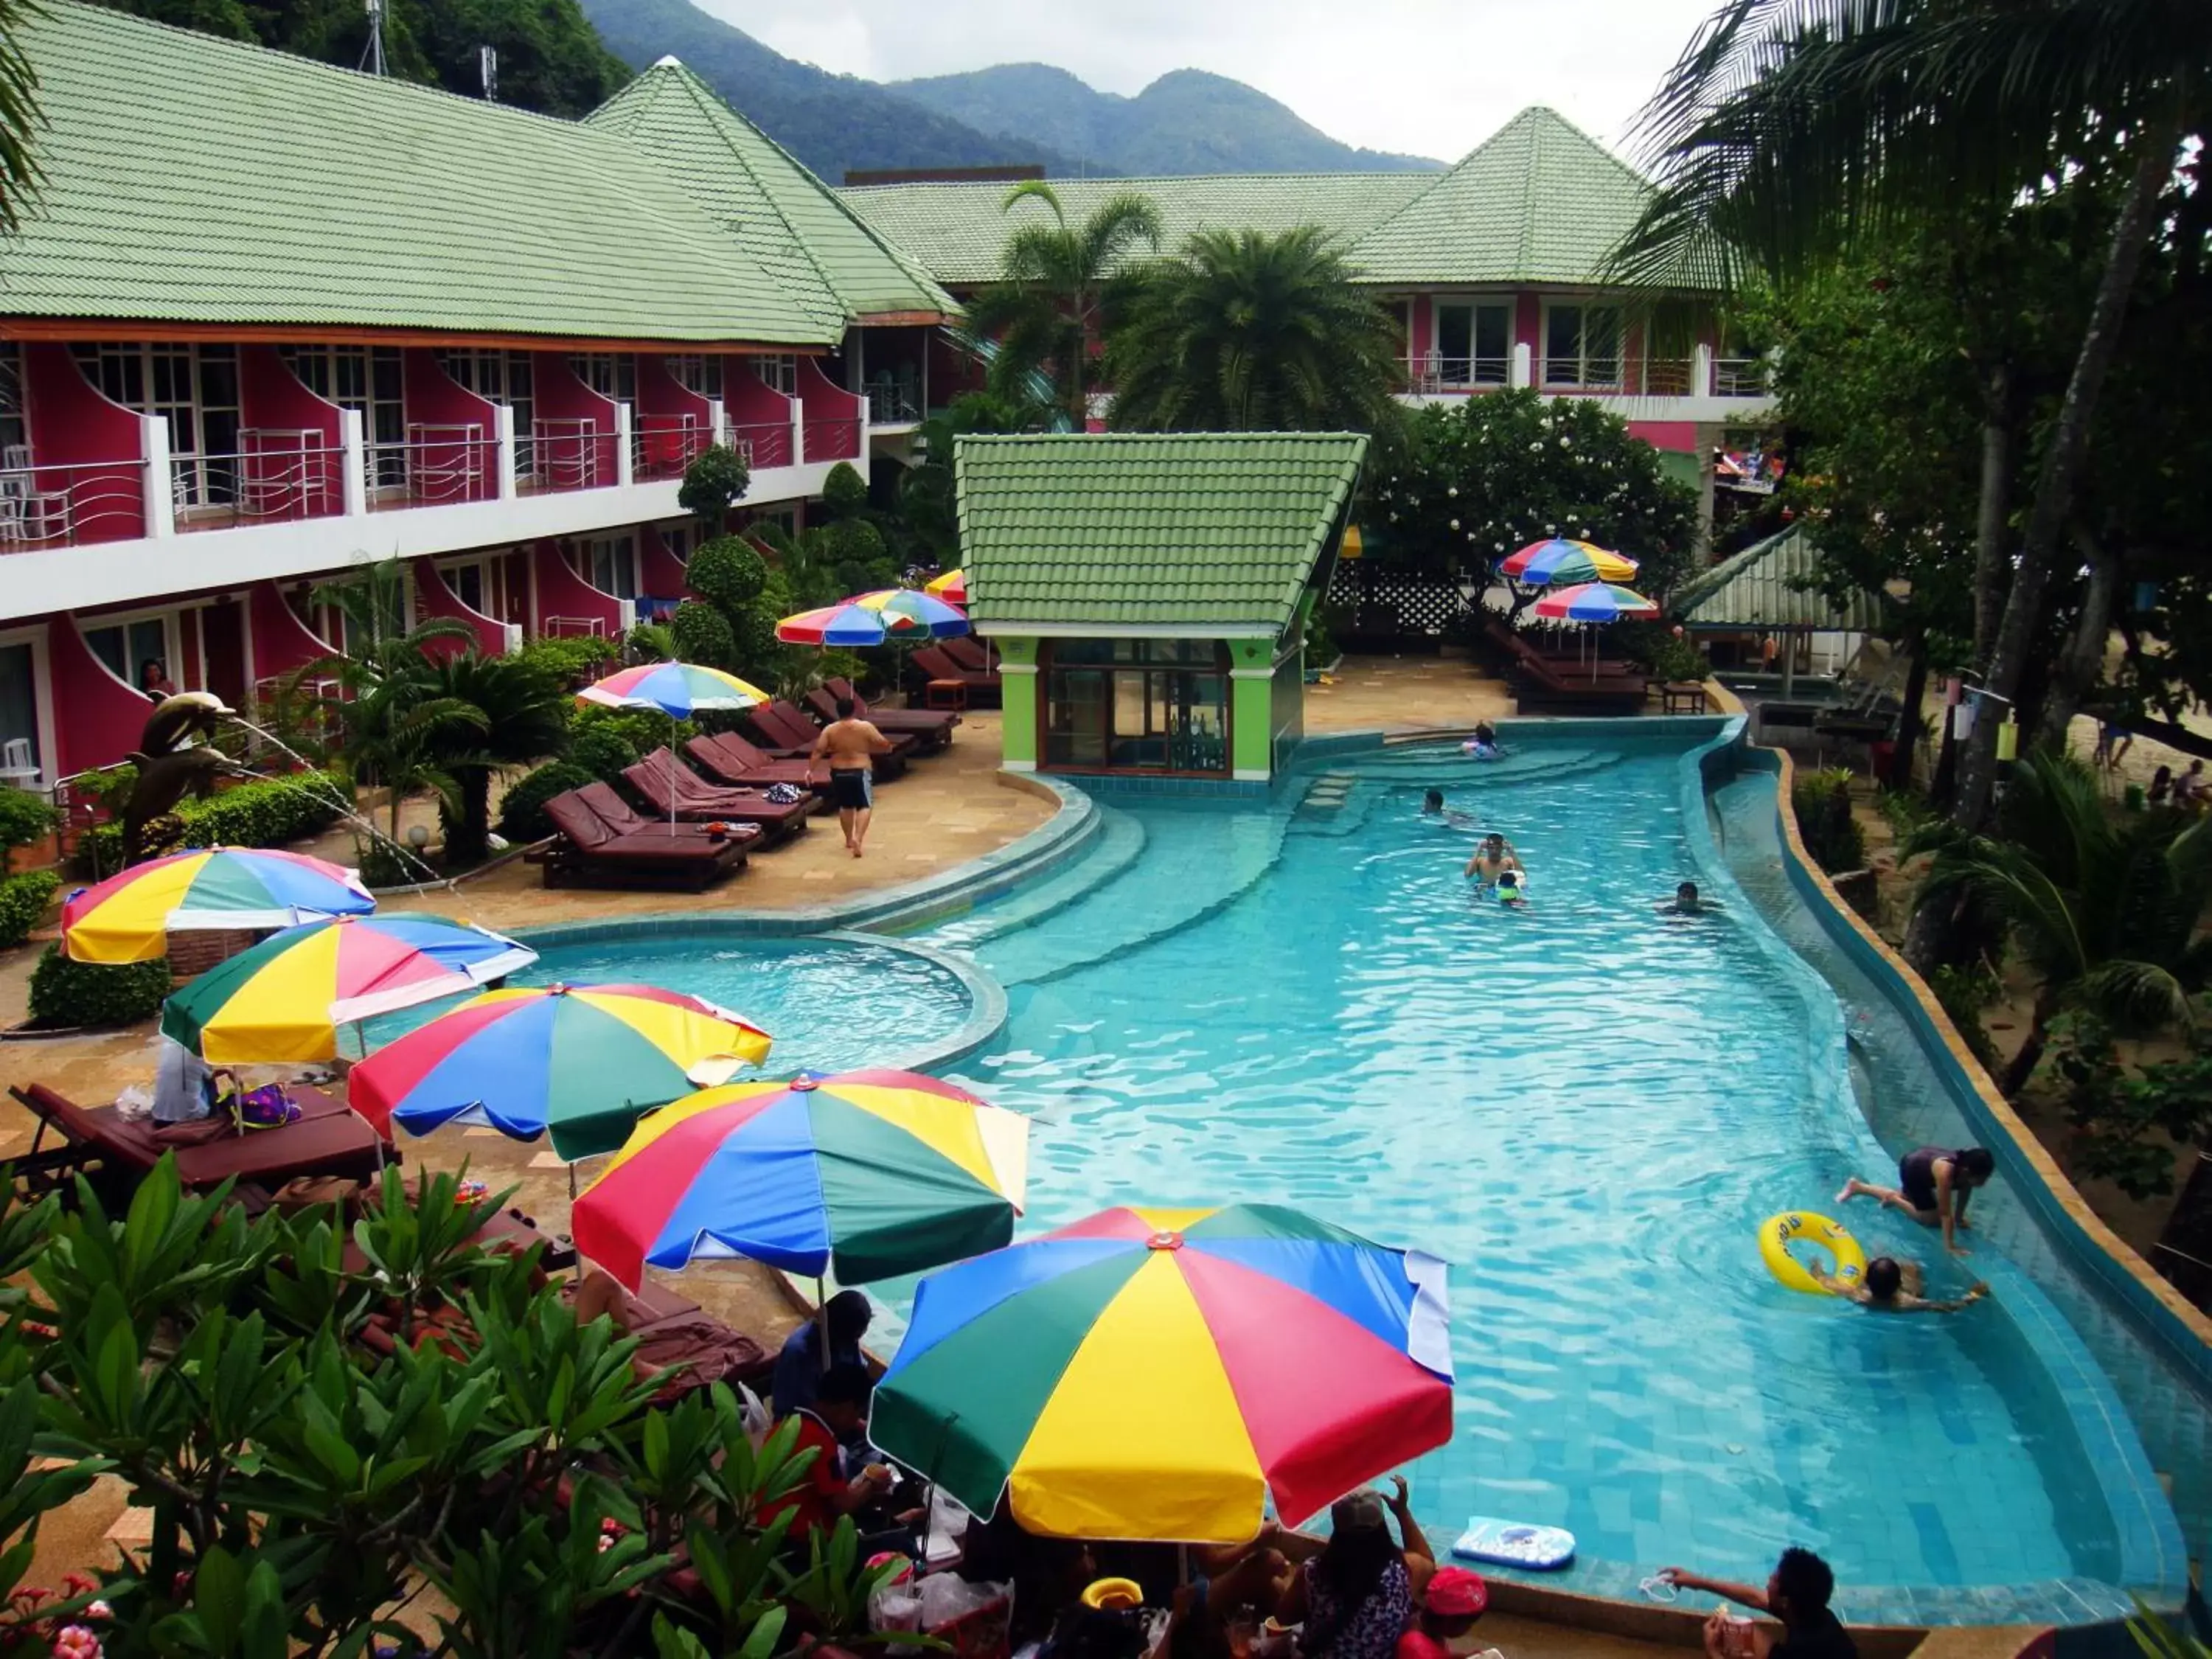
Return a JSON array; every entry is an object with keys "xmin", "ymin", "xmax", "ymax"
[
  {"xmin": 358, "ymin": 933, "xmax": 973, "ymax": 1079},
  {"xmin": 917, "ymin": 742, "xmax": 2125, "ymax": 1595}
]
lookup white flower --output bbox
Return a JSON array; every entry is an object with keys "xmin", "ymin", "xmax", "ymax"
[
  {"xmin": 1389, "ymin": 511, "xmax": 1399, "ymax": 521},
  {"xmin": 1446, "ymin": 485, "xmax": 1458, "ymax": 498},
  {"xmin": 1528, "ymin": 442, "xmax": 1543, "ymax": 453},
  {"xmin": 1559, "ymin": 436, "xmax": 1573, "ymax": 448},
  {"xmin": 1449, "ymin": 519, "xmax": 1461, "ymax": 531}
]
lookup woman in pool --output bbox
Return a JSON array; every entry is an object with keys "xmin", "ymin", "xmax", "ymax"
[
  {"xmin": 1837, "ymin": 1145, "xmax": 1994, "ymax": 1256},
  {"xmin": 1811, "ymin": 1255, "xmax": 1989, "ymax": 1314}
]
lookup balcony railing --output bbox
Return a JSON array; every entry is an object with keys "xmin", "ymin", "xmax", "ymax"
[
  {"xmin": 173, "ymin": 431, "xmax": 343, "ymax": 532},
  {"xmin": 0, "ymin": 457, "xmax": 147, "ymax": 549},
  {"xmin": 528, "ymin": 417, "xmax": 615, "ymax": 493},
  {"xmin": 633, "ymin": 414, "xmax": 708, "ymax": 481},
  {"xmin": 803, "ymin": 415, "xmax": 863, "ymax": 464},
  {"xmin": 367, "ymin": 425, "xmax": 498, "ymax": 510},
  {"xmin": 1713, "ymin": 358, "xmax": 1770, "ymax": 397},
  {"xmin": 725, "ymin": 419, "xmax": 793, "ymax": 471},
  {"xmin": 1404, "ymin": 353, "xmax": 1510, "ymax": 393},
  {"xmin": 866, "ymin": 383, "xmax": 920, "ymax": 425}
]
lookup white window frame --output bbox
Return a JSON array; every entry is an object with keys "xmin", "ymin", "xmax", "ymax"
[
  {"xmin": 78, "ymin": 605, "xmax": 179, "ymax": 695},
  {"xmin": 436, "ymin": 349, "xmax": 537, "ymax": 477},
  {"xmin": 654, "ymin": 519, "xmax": 706, "ymax": 563},
  {"xmin": 666, "ymin": 354, "xmax": 723, "ymax": 400},
  {"xmin": 1540, "ymin": 300, "xmax": 1628, "ymax": 390},
  {"xmin": 0, "ymin": 622, "xmax": 56, "ymax": 791},
  {"xmin": 568, "ymin": 352, "xmax": 637, "ymax": 403},
  {"xmin": 754, "ymin": 355, "xmax": 796, "ymax": 397},
  {"xmin": 1429, "ymin": 296, "xmax": 1514, "ymax": 388},
  {"xmin": 437, "ymin": 554, "xmax": 507, "ymax": 619},
  {"xmin": 73, "ymin": 342, "xmax": 241, "ymax": 507},
  {"xmin": 577, "ymin": 534, "xmax": 638, "ymax": 599},
  {"xmin": 282, "ymin": 344, "xmax": 406, "ymax": 486}
]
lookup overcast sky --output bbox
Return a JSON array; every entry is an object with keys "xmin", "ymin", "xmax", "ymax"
[{"xmin": 697, "ymin": 0, "xmax": 1721, "ymax": 163}]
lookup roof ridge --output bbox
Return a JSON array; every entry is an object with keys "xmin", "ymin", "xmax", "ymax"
[{"xmin": 840, "ymin": 170, "xmax": 1421, "ymax": 194}]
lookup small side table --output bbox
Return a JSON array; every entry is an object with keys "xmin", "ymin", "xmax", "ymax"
[
  {"xmin": 1662, "ymin": 682, "xmax": 1708, "ymax": 714},
  {"xmin": 925, "ymin": 678, "xmax": 969, "ymax": 712}
]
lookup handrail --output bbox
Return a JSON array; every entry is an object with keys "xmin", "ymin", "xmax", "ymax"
[
  {"xmin": 0, "ymin": 458, "xmax": 147, "ymax": 549},
  {"xmin": 366, "ymin": 428, "xmax": 496, "ymax": 510},
  {"xmin": 173, "ymin": 437, "xmax": 343, "ymax": 530},
  {"xmin": 530, "ymin": 416, "xmax": 609, "ymax": 493},
  {"xmin": 631, "ymin": 414, "xmax": 706, "ymax": 481}
]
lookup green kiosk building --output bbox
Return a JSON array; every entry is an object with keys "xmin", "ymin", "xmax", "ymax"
[{"xmin": 953, "ymin": 433, "xmax": 1368, "ymax": 788}]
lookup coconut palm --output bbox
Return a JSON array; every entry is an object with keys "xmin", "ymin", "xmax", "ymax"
[
  {"xmin": 426, "ymin": 651, "xmax": 573, "ymax": 865},
  {"xmin": 964, "ymin": 181, "xmax": 1162, "ymax": 431},
  {"xmin": 1907, "ymin": 749, "xmax": 2212, "ymax": 1095},
  {"xmin": 1106, "ymin": 226, "xmax": 1406, "ymax": 433},
  {"xmin": 0, "ymin": 0, "xmax": 41, "ymax": 233},
  {"xmin": 1616, "ymin": 0, "xmax": 2207, "ymax": 834}
]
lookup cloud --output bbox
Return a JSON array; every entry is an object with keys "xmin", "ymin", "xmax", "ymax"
[{"xmin": 695, "ymin": 0, "xmax": 1717, "ymax": 162}]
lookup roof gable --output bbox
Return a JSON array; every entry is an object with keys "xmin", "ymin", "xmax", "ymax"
[
  {"xmin": 955, "ymin": 433, "xmax": 1368, "ymax": 636},
  {"xmin": 591, "ymin": 61, "xmax": 957, "ymax": 327},
  {"xmin": 1346, "ymin": 107, "xmax": 1654, "ymax": 286},
  {"xmin": 0, "ymin": 1, "xmax": 827, "ymax": 344},
  {"xmin": 1676, "ymin": 527, "xmax": 1886, "ymax": 632}
]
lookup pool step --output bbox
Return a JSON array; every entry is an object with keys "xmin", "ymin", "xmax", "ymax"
[{"xmin": 925, "ymin": 805, "xmax": 1148, "ymax": 952}]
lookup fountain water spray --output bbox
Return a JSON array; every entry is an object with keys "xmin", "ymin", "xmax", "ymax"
[{"xmin": 223, "ymin": 713, "xmax": 446, "ymax": 886}]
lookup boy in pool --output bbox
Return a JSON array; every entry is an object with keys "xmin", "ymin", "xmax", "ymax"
[
  {"xmin": 1495, "ymin": 866, "xmax": 1529, "ymax": 907},
  {"xmin": 1810, "ymin": 1255, "xmax": 1989, "ymax": 1314},
  {"xmin": 1424, "ymin": 790, "xmax": 1480, "ymax": 830},
  {"xmin": 1659, "ymin": 881, "xmax": 1720, "ymax": 916},
  {"xmin": 1464, "ymin": 832, "xmax": 1520, "ymax": 886},
  {"xmin": 1837, "ymin": 1145, "xmax": 1995, "ymax": 1256}
]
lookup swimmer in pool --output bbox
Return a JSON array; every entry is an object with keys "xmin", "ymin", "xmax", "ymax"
[
  {"xmin": 1495, "ymin": 866, "xmax": 1529, "ymax": 906},
  {"xmin": 1837, "ymin": 1145, "xmax": 1994, "ymax": 1256},
  {"xmin": 1810, "ymin": 1255, "xmax": 1989, "ymax": 1314},
  {"xmin": 1658, "ymin": 881, "xmax": 1720, "ymax": 916},
  {"xmin": 1461, "ymin": 721, "xmax": 1503, "ymax": 761},
  {"xmin": 1424, "ymin": 790, "xmax": 1480, "ymax": 829},
  {"xmin": 1464, "ymin": 832, "xmax": 1520, "ymax": 886}
]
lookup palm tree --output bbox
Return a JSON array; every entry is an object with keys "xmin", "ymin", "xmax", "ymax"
[
  {"xmin": 0, "ymin": 0, "xmax": 41, "ymax": 233},
  {"xmin": 1106, "ymin": 226, "xmax": 1406, "ymax": 433},
  {"xmin": 1615, "ymin": 0, "xmax": 2205, "ymax": 835},
  {"xmin": 963, "ymin": 181, "xmax": 1162, "ymax": 431},
  {"xmin": 426, "ymin": 651, "xmax": 572, "ymax": 864},
  {"xmin": 1907, "ymin": 749, "xmax": 2212, "ymax": 1096}
]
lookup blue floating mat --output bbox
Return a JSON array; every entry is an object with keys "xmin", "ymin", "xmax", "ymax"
[{"xmin": 1450, "ymin": 1517, "xmax": 1576, "ymax": 1571}]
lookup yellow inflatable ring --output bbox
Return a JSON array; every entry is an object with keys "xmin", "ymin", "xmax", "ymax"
[
  {"xmin": 1082, "ymin": 1578, "xmax": 1144, "ymax": 1611},
  {"xmin": 1760, "ymin": 1211, "xmax": 1867, "ymax": 1296}
]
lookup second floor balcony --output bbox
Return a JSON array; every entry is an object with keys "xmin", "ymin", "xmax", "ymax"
[{"xmin": 1399, "ymin": 344, "xmax": 1773, "ymax": 408}]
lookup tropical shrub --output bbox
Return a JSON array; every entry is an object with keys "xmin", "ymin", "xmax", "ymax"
[
  {"xmin": 496, "ymin": 761, "xmax": 597, "ymax": 844},
  {"xmin": 2049, "ymin": 1011, "xmax": 2212, "ymax": 1199},
  {"xmin": 671, "ymin": 599, "xmax": 738, "ymax": 671},
  {"xmin": 568, "ymin": 726, "xmax": 639, "ymax": 782},
  {"xmin": 678, "ymin": 442, "xmax": 753, "ymax": 531},
  {"xmin": 74, "ymin": 770, "xmax": 349, "ymax": 877},
  {"xmin": 821, "ymin": 459, "xmax": 869, "ymax": 520},
  {"xmin": 0, "ymin": 868, "xmax": 58, "ymax": 950},
  {"xmin": 427, "ymin": 652, "xmax": 572, "ymax": 865},
  {"xmin": 27, "ymin": 943, "xmax": 170, "ymax": 1028},
  {"xmin": 518, "ymin": 633, "xmax": 621, "ymax": 687},
  {"xmin": 0, "ymin": 783, "xmax": 55, "ymax": 854},
  {"xmin": 1644, "ymin": 633, "xmax": 1711, "ymax": 684},
  {"xmin": 1792, "ymin": 768, "xmax": 1866, "ymax": 874},
  {"xmin": 571, "ymin": 705, "xmax": 695, "ymax": 765}
]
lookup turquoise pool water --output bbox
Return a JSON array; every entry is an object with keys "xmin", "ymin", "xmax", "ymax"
[{"xmin": 910, "ymin": 742, "xmax": 2140, "ymax": 1602}]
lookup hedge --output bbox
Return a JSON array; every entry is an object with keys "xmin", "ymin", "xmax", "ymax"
[
  {"xmin": 28, "ymin": 942, "xmax": 170, "ymax": 1029},
  {"xmin": 0, "ymin": 869, "xmax": 58, "ymax": 950},
  {"xmin": 496, "ymin": 761, "xmax": 596, "ymax": 844},
  {"xmin": 75, "ymin": 769, "xmax": 350, "ymax": 877},
  {"xmin": 0, "ymin": 785, "xmax": 55, "ymax": 853},
  {"xmin": 1792, "ymin": 768, "xmax": 1868, "ymax": 874}
]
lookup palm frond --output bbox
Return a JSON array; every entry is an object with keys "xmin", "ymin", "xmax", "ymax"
[{"xmin": 1000, "ymin": 179, "xmax": 1066, "ymax": 229}]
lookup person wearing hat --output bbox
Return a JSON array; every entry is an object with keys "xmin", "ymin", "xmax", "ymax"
[
  {"xmin": 1395, "ymin": 1568, "xmax": 1491, "ymax": 1659},
  {"xmin": 1274, "ymin": 1481, "xmax": 1435, "ymax": 1659}
]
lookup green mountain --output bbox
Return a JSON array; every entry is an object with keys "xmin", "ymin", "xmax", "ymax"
[
  {"xmin": 576, "ymin": 0, "xmax": 1082, "ymax": 180},
  {"xmin": 891, "ymin": 62, "xmax": 1443, "ymax": 175}
]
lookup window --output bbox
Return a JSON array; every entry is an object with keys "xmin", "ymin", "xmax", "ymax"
[
  {"xmin": 568, "ymin": 353, "xmax": 637, "ymax": 403},
  {"xmin": 83, "ymin": 615, "xmax": 173, "ymax": 692},
  {"xmin": 657, "ymin": 520, "xmax": 703, "ymax": 563},
  {"xmin": 0, "ymin": 639, "xmax": 39, "ymax": 779},
  {"xmin": 1433, "ymin": 301, "xmax": 1512, "ymax": 386},
  {"xmin": 73, "ymin": 343, "xmax": 241, "ymax": 505},
  {"xmin": 580, "ymin": 534, "xmax": 636, "ymax": 599},
  {"xmin": 0, "ymin": 347, "xmax": 27, "ymax": 465},
  {"xmin": 1043, "ymin": 639, "xmax": 1228, "ymax": 773},
  {"xmin": 438, "ymin": 556, "xmax": 507, "ymax": 617},
  {"xmin": 667, "ymin": 355, "xmax": 723, "ymax": 400},
  {"xmin": 282, "ymin": 344, "xmax": 406, "ymax": 487},
  {"xmin": 1542, "ymin": 304, "xmax": 1624, "ymax": 388},
  {"xmin": 435, "ymin": 349, "xmax": 536, "ymax": 476},
  {"xmin": 754, "ymin": 355, "xmax": 796, "ymax": 397}
]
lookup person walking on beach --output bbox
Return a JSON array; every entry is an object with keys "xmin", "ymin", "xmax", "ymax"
[{"xmin": 808, "ymin": 696, "xmax": 894, "ymax": 858}]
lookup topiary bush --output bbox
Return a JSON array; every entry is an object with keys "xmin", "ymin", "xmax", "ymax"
[
  {"xmin": 670, "ymin": 599, "xmax": 737, "ymax": 671},
  {"xmin": 1792, "ymin": 767, "xmax": 1867, "ymax": 874},
  {"xmin": 677, "ymin": 442, "xmax": 752, "ymax": 528},
  {"xmin": 27, "ymin": 942, "xmax": 170, "ymax": 1029},
  {"xmin": 0, "ymin": 869, "xmax": 58, "ymax": 950},
  {"xmin": 820, "ymin": 460, "xmax": 869, "ymax": 520},
  {"xmin": 495, "ymin": 761, "xmax": 596, "ymax": 844},
  {"xmin": 570, "ymin": 705, "xmax": 692, "ymax": 764},
  {"xmin": 0, "ymin": 785, "xmax": 55, "ymax": 856},
  {"xmin": 567, "ymin": 725, "xmax": 637, "ymax": 782},
  {"xmin": 74, "ymin": 769, "xmax": 349, "ymax": 877},
  {"xmin": 685, "ymin": 537, "xmax": 768, "ymax": 612}
]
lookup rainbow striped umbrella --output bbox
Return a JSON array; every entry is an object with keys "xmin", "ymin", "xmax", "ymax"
[
  {"xmin": 160, "ymin": 914, "xmax": 536, "ymax": 1064},
  {"xmin": 577, "ymin": 661, "xmax": 769, "ymax": 718},
  {"xmin": 571, "ymin": 1069, "xmax": 1029, "ymax": 1290},
  {"xmin": 871, "ymin": 1204, "xmax": 1453, "ymax": 1543},
  {"xmin": 349, "ymin": 984, "xmax": 773, "ymax": 1161},
  {"xmin": 1499, "ymin": 537, "xmax": 1639, "ymax": 586},
  {"xmin": 924, "ymin": 569, "xmax": 967, "ymax": 605},
  {"xmin": 1531, "ymin": 580, "xmax": 1660, "ymax": 622},
  {"xmin": 776, "ymin": 588, "xmax": 970, "ymax": 647},
  {"xmin": 60, "ymin": 847, "xmax": 374, "ymax": 964}
]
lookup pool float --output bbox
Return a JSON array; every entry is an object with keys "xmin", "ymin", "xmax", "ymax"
[
  {"xmin": 1082, "ymin": 1578, "xmax": 1144, "ymax": 1610},
  {"xmin": 1451, "ymin": 1517, "xmax": 1575, "ymax": 1571},
  {"xmin": 1760, "ymin": 1210, "xmax": 1866, "ymax": 1295},
  {"xmin": 1495, "ymin": 869, "xmax": 1529, "ymax": 905}
]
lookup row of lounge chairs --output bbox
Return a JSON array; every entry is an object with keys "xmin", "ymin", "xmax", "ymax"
[
  {"xmin": 1484, "ymin": 619, "xmax": 1652, "ymax": 714},
  {"xmin": 531, "ymin": 679, "xmax": 963, "ymax": 891}
]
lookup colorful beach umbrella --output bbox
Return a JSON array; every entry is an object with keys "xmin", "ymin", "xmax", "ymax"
[
  {"xmin": 776, "ymin": 588, "xmax": 970, "ymax": 647},
  {"xmin": 348, "ymin": 984, "xmax": 774, "ymax": 1162},
  {"xmin": 1531, "ymin": 580, "xmax": 1660, "ymax": 623},
  {"xmin": 60, "ymin": 847, "xmax": 374, "ymax": 964},
  {"xmin": 1498, "ymin": 537, "xmax": 1640, "ymax": 586},
  {"xmin": 160, "ymin": 914, "xmax": 536, "ymax": 1064},
  {"xmin": 578, "ymin": 661, "xmax": 769, "ymax": 719},
  {"xmin": 869, "ymin": 1204, "xmax": 1453, "ymax": 1544},
  {"xmin": 571, "ymin": 1068, "xmax": 1029, "ymax": 1291},
  {"xmin": 923, "ymin": 569, "xmax": 967, "ymax": 605}
]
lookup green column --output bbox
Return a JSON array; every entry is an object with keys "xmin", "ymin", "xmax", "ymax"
[
  {"xmin": 994, "ymin": 635, "xmax": 1039, "ymax": 770},
  {"xmin": 1228, "ymin": 638, "xmax": 1273, "ymax": 780}
]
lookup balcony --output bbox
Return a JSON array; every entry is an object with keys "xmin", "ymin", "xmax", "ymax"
[
  {"xmin": 631, "ymin": 414, "xmax": 709, "ymax": 482},
  {"xmin": 1712, "ymin": 357, "xmax": 1770, "ymax": 397},
  {"xmin": 366, "ymin": 426, "xmax": 499, "ymax": 510},
  {"xmin": 0, "ymin": 454, "xmax": 148, "ymax": 549},
  {"xmin": 172, "ymin": 430, "xmax": 344, "ymax": 532},
  {"xmin": 865, "ymin": 382, "xmax": 921, "ymax": 426},
  {"xmin": 1404, "ymin": 353, "xmax": 1510, "ymax": 393},
  {"xmin": 1394, "ymin": 342, "xmax": 1775, "ymax": 419}
]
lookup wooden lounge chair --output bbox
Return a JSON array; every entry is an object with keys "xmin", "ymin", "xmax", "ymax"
[
  {"xmin": 911, "ymin": 645, "xmax": 1001, "ymax": 706},
  {"xmin": 684, "ymin": 731, "xmax": 821, "ymax": 793},
  {"xmin": 938, "ymin": 637, "xmax": 997, "ymax": 675},
  {"xmin": 611, "ymin": 759, "xmax": 818, "ymax": 846},
  {"xmin": 11, "ymin": 1082, "xmax": 393, "ymax": 1202},
  {"xmin": 745, "ymin": 700, "xmax": 914, "ymax": 777},
  {"xmin": 564, "ymin": 1267, "xmax": 774, "ymax": 1400},
  {"xmin": 1507, "ymin": 651, "xmax": 1649, "ymax": 714},
  {"xmin": 538, "ymin": 790, "xmax": 750, "ymax": 891},
  {"xmin": 813, "ymin": 678, "xmax": 957, "ymax": 751}
]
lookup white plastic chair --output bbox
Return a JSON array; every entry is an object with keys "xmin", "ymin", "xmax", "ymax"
[{"xmin": 0, "ymin": 737, "xmax": 41, "ymax": 791}]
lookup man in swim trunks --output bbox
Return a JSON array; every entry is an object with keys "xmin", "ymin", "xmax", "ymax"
[
  {"xmin": 1811, "ymin": 1255, "xmax": 1989, "ymax": 1313},
  {"xmin": 807, "ymin": 696, "xmax": 894, "ymax": 858},
  {"xmin": 1837, "ymin": 1145, "xmax": 1994, "ymax": 1256},
  {"xmin": 1464, "ymin": 832, "xmax": 1520, "ymax": 886}
]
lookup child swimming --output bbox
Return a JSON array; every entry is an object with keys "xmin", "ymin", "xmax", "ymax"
[
  {"xmin": 1495, "ymin": 865, "xmax": 1529, "ymax": 906},
  {"xmin": 1423, "ymin": 790, "xmax": 1480, "ymax": 829},
  {"xmin": 1461, "ymin": 720, "xmax": 1503, "ymax": 761}
]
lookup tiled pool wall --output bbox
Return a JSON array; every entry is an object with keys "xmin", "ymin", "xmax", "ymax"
[{"xmin": 1686, "ymin": 731, "xmax": 2209, "ymax": 1636}]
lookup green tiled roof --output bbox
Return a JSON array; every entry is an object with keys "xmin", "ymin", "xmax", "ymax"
[
  {"xmin": 591, "ymin": 61, "xmax": 958, "ymax": 328},
  {"xmin": 1346, "ymin": 107, "xmax": 1653, "ymax": 285},
  {"xmin": 956, "ymin": 433, "xmax": 1367, "ymax": 636},
  {"xmin": 1676, "ymin": 527, "xmax": 1887, "ymax": 632},
  {"xmin": 838, "ymin": 174, "xmax": 1428, "ymax": 287},
  {"xmin": 0, "ymin": 1, "xmax": 828, "ymax": 344}
]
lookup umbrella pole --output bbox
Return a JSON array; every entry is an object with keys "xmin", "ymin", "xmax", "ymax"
[
  {"xmin": 668, "ymin": 712, "xmax": 680, "ymax": 835},
  {"xmin": 816, "ymin": 1274, "xmax": 833, "ymax": 1374}
]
